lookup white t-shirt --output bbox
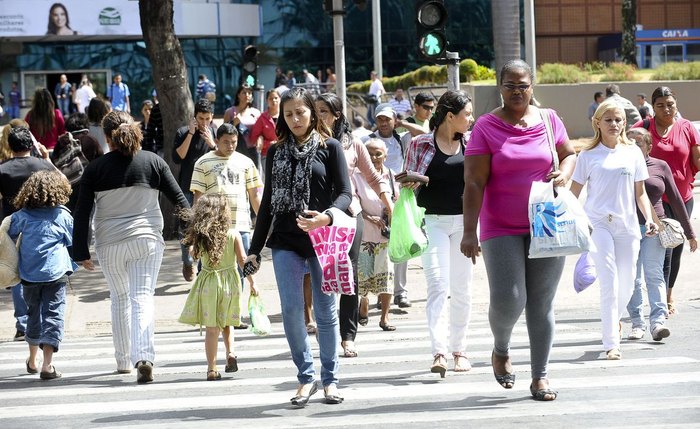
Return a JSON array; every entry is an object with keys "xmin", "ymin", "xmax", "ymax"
[
  {"xmin": 571, "ymin": 142, "xmax": 648, "ymax": 236},
  {"xmin": 362, "ymin": 133, "xmax": 403, "ymax": 173},
  {"xmin": 368, "ymin": 79, "xmax": 385, "ymax": 97},
  {"xmin": 75, "ymin": 85, "xmax": 96, "ymax": 113}
]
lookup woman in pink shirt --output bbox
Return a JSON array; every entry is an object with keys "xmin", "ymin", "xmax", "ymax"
[
  {"xmin": 25, "ymin": 88, "xmax": 65, "ymax": 150},
  {"xmin": 631, "ymin": 86, "xmax": 700, "ymax": 313},
  {"xmin": 461, "ymin": 60, "xmax": 576, "ymax": 401}
]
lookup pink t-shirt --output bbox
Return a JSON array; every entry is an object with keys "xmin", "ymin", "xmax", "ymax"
[{"xmin": 465, "ymin": 109, "xmax": 568, "ymax": 241}]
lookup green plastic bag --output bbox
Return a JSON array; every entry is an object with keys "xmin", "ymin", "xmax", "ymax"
[
  {"xmin": 388, "ymin": 187, "xmax": 428, "ymax": 263},
  {"xmin": 248, "ymin": 294, "xmax": 271, "ymax": 336}
]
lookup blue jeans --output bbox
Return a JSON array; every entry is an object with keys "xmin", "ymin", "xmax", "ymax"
[
  {"xmin": 22, "ymin": 280, "xmax": 67, "ymax": 352},
  {"xmin": 180, "ymin": 191, "xmax": 194, "ymax": 266},
  {"xmin": 12, "ymin": 283, "xmax": 28, "ymax": 332},
  {"xmin": 271, "ymin": 248, "xmax": 339, "ymax": 387},
  {"xmin": 628, "ymin": 226, "xmax": 667, "ymax": 330},
  {"xmin": 8, "ymin": 105, "xmax": 20, "ymax": 119},
  {"xmin": 57, "ymin": 97, "xmax": 70, "ymax": 117}
]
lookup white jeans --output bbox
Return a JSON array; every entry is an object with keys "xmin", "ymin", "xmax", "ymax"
[
  {"xmin": 421, "ymin": 215, "xmax": 473, "ymax": 356},
  {"xmin": 589, "ymin": 217, "xmax": 640, "ymax": 351},
  {"xmin": 96, "ymin": 236, "xmax": 165, "ymax": 370}
]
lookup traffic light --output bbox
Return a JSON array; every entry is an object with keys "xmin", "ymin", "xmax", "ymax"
[
  {"xmin": 242, "ymin": 45, "xmax": 258, "ymax": 87},
  {"xmin": 415, "ymin": 0, "xmax": 448, "ymax": 61}
]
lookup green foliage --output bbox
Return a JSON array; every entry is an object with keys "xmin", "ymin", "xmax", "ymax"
[
  {"xmin": 537, "ymin": 63, "xmax": 588, "ymax": 84},
  {"xmin": 651, "ymin": 62, "xmax": 700, "ymax": 80},
  {"xmin": 347, "ymin": 59, "xmax": 495, "ymax": 93},
  {"xmin": 602, "ymin": 62, "xmax": 638, "ymax": 81},
  {"xmin": 580, "ymin": 61, "xmax": 606, "ymax": 73}
]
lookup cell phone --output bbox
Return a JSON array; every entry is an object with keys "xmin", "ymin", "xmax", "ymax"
[
  {"xmin": 298, "ymin": 211, "xmax": 314, "ymax": 219},
  {"xmin": 243, "ymin": 255, "xmax": 259, "ymax": 277}
]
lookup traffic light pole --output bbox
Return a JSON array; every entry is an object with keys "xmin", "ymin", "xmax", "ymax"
[
  {"xmin": 331, "ymin": 0, "xmax": 347, "ymax": 116},
  {"xmin": 446, "ymin": 51, "xmax": 460, "ymax": 92}
]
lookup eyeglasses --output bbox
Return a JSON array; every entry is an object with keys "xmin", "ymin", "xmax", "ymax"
[
  {"xmin": 502, "ymin": 83, "xmax": 531, "ymax": 92},
  {"xmin": 421, "ymin": 104, "xmax": 435, "ymax": 111}
]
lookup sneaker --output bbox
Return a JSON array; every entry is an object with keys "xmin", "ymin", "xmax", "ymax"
[
  {"xmin": 606, "ymin": 348, "xmax": 622, "ymax": 360},
  {"xmin": 651, "ymin": 325, "xmax": 670, "ymax": 341},
  {"xmin": 394, "ymin": 295, "xmax": 412, "ymax": 308},
  {"xmin": 182, "ymin": 264, "xmax": 195, "ymax": 282},
  {"xmin": 13, "ymin": 330, "xmax": 25, "ymax": 341},
  {"xmin": 136, "ymin": 360, "xmax": 154, "ymax": 384},
  {"xmin": 627, "ymin": 327, "xmax": 645, "ymax": 340}
]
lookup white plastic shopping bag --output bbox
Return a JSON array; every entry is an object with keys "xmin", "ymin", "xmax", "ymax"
[{"xmin": 528, "ymin": 181, "xmax": 592, "ymax": 258}]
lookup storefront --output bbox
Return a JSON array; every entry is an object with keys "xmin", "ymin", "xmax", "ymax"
[{"xmin": 636, "ymin": 29, "xmax": 700, "ymax": 69}]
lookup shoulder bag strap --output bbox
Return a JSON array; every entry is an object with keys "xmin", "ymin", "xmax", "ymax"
[{"xmin": 540, "ymin": 108, "xmax": 558, "ymax": 173}]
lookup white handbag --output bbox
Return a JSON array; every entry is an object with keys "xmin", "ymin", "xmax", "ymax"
[
  {"xmin": 0, "ymin": 216, "xmax": 20, "ymax": 288},
  {"xmin": 658, "ymin": 218, "xmax": 685, "ymax": 249}
]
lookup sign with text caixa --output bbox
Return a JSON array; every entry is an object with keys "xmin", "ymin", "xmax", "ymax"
[{"xmin": 0, "ymin": 0, "xmax": 262, "ymax": 40}]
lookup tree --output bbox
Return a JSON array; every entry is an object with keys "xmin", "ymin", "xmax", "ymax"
[
  {"xmin": 139, "ymin": 0, "xmax": 193, "ymax": 238},
  {"xmin": 491, "ymin": 0, "xmax": 520, "ymax": 84},
  {"xmin": 621, "ymin": 0, "xmax": 638, "ymax": 66}
]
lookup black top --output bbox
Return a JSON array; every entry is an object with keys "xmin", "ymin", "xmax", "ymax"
[
  {"xmin": 417, "ymin": 143, "xmax": 465, "ymax": 215},
  {"xmin": 72, "ymin": 150, "xmax": 189, "ymax": 260},
  {"xmin": 144, "ymin": 103, "xmax": 163, "ymax": 154},
  {"xmin": 0, "ymin": 157, "xmax": 54, "ymax": 218},
  {"xmin": 248, "ymin": 138, "xmax": 352, "ymax": 259},
  {"xmin": 171, "ymin": 124, "xmax": 217, "ymax": 191}
]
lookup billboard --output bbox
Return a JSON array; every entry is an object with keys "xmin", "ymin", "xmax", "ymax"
[
  {"xmin": 0, "ymin": 0, "xmax": 262, "ymax": 40},
  {"xmin": 0, "ymin": 1, "xmax": 142, "ymax": 38}
]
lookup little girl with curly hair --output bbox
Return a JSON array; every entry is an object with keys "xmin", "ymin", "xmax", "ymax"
[
  {"xmin": 8, "ymin": 169, "xmax": 77, "ymax": 380},
  {"xmin": 178, "ymin": 193, "xmax": 257, "ymax": 380}
]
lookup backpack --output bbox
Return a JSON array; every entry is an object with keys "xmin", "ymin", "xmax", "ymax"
[{"xmin": 52, "ymin": 132, "xmax": 89, "ymax": 185}]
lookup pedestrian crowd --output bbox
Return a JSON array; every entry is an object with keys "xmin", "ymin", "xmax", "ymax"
[{"xmin": 1, "ymin": 60, "xmax": 698, "ymax": 408}]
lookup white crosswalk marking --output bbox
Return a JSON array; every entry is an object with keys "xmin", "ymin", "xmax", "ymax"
[{"xmin": 1, "ymin": 311, "xmax": 698, "ymax": 428}]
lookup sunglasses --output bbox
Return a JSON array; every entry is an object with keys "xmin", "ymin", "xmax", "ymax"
[
  {"xmin": 502, "ymin": 83, "xmax": 531, "ymax": 92},
  {"xmin": 420, "ymin": 104, "xmax": 435, "ymax": 111}
]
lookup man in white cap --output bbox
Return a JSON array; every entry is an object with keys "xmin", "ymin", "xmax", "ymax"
[{"xmin": 362, "ymin": 103, "xmax": 412, "ymax": 309}]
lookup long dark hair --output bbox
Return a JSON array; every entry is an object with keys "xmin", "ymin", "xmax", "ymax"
[
  {"xmin": 47, "ymin": 3, "xmax": 73, "ymax": 35},
  {"xmin": 429, "ymin": 90, "xmax": 472, "ymax": 141},
  {"xmin": 28, "ymin": 88, "xmax": 56, "ymax": 139},
  {"xmin": 275, "ymin": 87, "xmax": 331, "ymax": 144},
  {"xmin": 315, "ymin": 92, "xmax": 351, "ymax": 140},
  {"xmin": 234, "ymin": 85, "xmax": 252, "ymax": 109}
]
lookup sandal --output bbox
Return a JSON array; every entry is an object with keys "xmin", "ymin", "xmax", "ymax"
[
  {"xmin": 492, "ymin": 350, "xmax": 515, "ymax": 388},
  {"xmin": 379, "ymin": 322, "xmax": 396, "ymax": 331},
  {"xmin": 668, "ymin": 302, "xmax": 677, "ymax": 315},
  {"xmin": 606, "ymin": 348, "xmax": 622, "ymax": 360},
  {"xmin": 26, "ymin": 358, "xmax": 38, "ymax": 374},
  {"xmin": 358, "ymin": 316, "xmax": 369, "ymax": 326},
  {"xmin": 430, "ymin": 354, "xmax": 447, "ymax": 378},
  {"xmin": 225, "ymin": 355, "xmax": 238, "ymax": 373},
  {"xmin": 207, "ymin": 369, "xmax": 222, "ymax": 381},
  {"xmin": 452, "ymin": 352, "xmax": 471, "ymax": 372},
  {"xmin": 341, "ymin": 341, "xmax": 357, "ymax": 358},
  {"xmin": 39, "ymin": 366, "xmax": 62, "ymax": 380},
  {"xmin": 530, "ymin": 381, "xmax": 557, "ymax": 401}
]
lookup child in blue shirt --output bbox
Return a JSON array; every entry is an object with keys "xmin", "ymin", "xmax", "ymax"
[{"xmin": 9, "ymin": 170, "xmax": 77, "ymax": 380}]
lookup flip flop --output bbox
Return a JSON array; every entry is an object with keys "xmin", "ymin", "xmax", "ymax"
[{"xmin": 379, "ymin": 322, "xmax": 396, "ymax": 331}]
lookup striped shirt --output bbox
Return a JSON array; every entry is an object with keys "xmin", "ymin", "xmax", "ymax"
[{"xmin": 190, "ymin": 151, "xmax": 262, "ymax": 232}]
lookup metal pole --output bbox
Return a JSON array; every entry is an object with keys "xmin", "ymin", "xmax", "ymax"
[
  {"xmin": 446, "ymin": 51, "xmax": 460, "ymax": 92},
  {"xmin": 253, "ymin": 84, "xmax": 264, "ymax": 111},
  {"xmin": 524, "ymin": 0, "xmax": 537, "ymax": 81},
  {"xmin": 332, "ymin": 0, "xmax": 347, "ymax": 116},
  {"xmin": 371, "ymin": 0, "xmax": 382, "ymax": 77}
]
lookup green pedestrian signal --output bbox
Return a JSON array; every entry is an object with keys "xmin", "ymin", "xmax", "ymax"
[
  {"xmin": 245, "ymin": 74, "xmax": 255, "ymax": 87},
  {"xmin": 415, "ymin": 0, "xmax": 448, "ymax": 62}
]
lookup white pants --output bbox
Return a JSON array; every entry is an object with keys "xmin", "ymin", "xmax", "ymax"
[
  {"xmin": 421, "ymin": 215, "xmax": 473, "ymax": 356},
  {"xmin": 589, "ymin": 218, "xmax": 640, "ymax": 351},
  {"xmin": 96, "ymin": 236, "xmax": 165, "ymax": 370}
]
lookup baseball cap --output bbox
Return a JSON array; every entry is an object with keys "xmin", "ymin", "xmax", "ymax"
[
  {"xmin": 573, "ymin": 252, "xmax": 596, "ymax": 293},
  {"xmin": 375, "ymin": 103, "xmax": 396, "ymax": 118}
]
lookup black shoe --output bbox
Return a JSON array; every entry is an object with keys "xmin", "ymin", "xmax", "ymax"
[
  {"xmin": 136, "ymin": 360, "xmax": 154, "ymax": 384},
  {"xmin": 290, "ymin": 382, "xmax": 318, "ymax": 407},
  {"xmin": 234, "ymin": 322, "xmax": 248, "ymax": 330},
  {"xmin": 394, "ymin": 296, "xmax": 412, "ymax": 308},
  {"xmin": 14, "ymin": 330, "xmax": 25, "ymax": 341}
]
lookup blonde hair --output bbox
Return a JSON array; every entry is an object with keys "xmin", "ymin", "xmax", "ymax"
[
  {"xmin": 583, "ymin": 98, "xmax": 633, "ymax": 151},
  {"xmin": 181, "ymin": 194, "xmax": 232, "ymax": 267},
  {"xmin": 13, "ymin": 170, "xmax": 71, "ymax": 209}
]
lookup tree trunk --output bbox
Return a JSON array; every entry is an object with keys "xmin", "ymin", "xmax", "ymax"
[
  {"xmin": 139, "ymin": 0, "xmax": 193, "ymax": 239},
  {"xmin": 621, "ymin": 0, "xmax": 638, "ymax": 66},
  {"xmin": 491, "ymin": 0, "xmax": 521, "ymax": 85}
]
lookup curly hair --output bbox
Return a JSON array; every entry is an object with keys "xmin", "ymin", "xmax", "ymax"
[
  {"xmin": 13, "ymin": 170, "xmax": 71, "ymax": 210},
  {"xmin": 181, "ymin": 193, "xmax": 232, "ymax": 267}
]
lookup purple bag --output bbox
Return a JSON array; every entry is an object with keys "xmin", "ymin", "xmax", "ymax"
[{"xmin": 573, "ymin": 252, "xmax": 596, "ymax": 293}]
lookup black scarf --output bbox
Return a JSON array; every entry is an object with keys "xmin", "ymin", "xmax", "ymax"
[{"xmin": 270, "ymin": 132, "xmax": 321, "ymax": 214}]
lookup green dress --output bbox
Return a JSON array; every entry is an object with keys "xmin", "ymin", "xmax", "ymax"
[{"xmin": 179, "ymin": 230, "xmax": 242, "ymax": 329}]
